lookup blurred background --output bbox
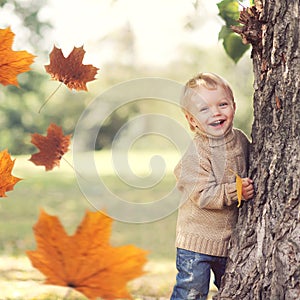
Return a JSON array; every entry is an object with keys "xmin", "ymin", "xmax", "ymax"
[{"xmin": 0, "ymin": 0, "xmax": 254, "ymax": 298}]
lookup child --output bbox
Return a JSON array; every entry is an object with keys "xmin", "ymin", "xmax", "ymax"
[{"xmin": 170, "ymin": 72, "xmax": 254, "ymax": 300}]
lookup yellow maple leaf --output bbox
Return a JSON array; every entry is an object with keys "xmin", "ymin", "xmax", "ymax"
[
  {"xmin": 0, "ymin": 149, "xmax": 22, "ymax": 197},
  {"xmin": 235, "ymin": 173, "xmax": 243, "ymax": 207},
  {"xmin": 0, "ymin": 27, "xmax": 35, "ymax": 86},
  {"xmin": 27, "ymin": 210, "xmax": 148, "ymax": 300},
  {"xmin": 230, "ymin": 169, "xmax": 243, "ymax": 207}
]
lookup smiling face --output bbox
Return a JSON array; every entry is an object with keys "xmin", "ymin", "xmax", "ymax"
[{"xmin": 185, "ymin": 85, "xmax": 236, "ymax": 137}]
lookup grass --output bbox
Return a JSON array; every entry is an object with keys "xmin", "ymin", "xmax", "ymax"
[
  {"xmin": 1, "ymin": 150, "xmax": 179, "ymax": 257},
  {"xmin": 0, "ymin": 150, "xmax": 179, "ymax": 298},
  {"xmin": 0, "ymin": 256, "xmax": 217, "ymax": 299},
  {"xmin": 0, "ymin": 255, "xmax": 179, "ymax": 299},
  {"xmin": 0, "ymin": 150, "xmax": 218, "ymax": 299}
]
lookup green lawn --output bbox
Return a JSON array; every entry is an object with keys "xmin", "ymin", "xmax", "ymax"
[
  {"xmin": 1, "ymin": 150, "xmax": 179, "ymax": 258},
  {"xmin": 0, "ymin": 150, "xmax": 180, "ymax": 298}
]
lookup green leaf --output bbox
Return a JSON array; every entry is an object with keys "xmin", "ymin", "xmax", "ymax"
[
  {"xmin": 218, "ymin": 25, "xmax": 232, "ymax": 40},
  {"xmin": 217, "ymin": 0, "xmax": 251, "ymax": 62},
  {"xmin": 223, "ymin": 33, "xmax": 250, "ymax": 63},
  {"xmin": 217, "ymin": 0, "xmax": 240, "ymax": 26}
]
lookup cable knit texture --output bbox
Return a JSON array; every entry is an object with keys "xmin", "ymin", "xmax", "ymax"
[{"xmin": 174, "ymin": 127, "xmax": 250, "ymax": 257}]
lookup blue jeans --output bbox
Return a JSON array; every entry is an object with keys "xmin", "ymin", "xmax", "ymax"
[{"xmin": 170, "ymin": 248, "xmax": 227, "ymax": 300}]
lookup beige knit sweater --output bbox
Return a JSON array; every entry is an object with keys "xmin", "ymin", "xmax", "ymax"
[{"xmin": 174, "ymin": 127, "xmax": 250, "ymax": 257}]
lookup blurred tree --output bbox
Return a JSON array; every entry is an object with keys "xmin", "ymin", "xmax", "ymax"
[
  {"xmin": 0, "ymin": 0, "xmax": 254, "ymax": 155},
  {"xmin": 0, "ymin": 0, "xmax": 53, "ymax": 154},
  {"xmin": 0, "ymin": 0, "xmax": 52, "ymax": 55},
  {"xmin": 0, "ymin": 0, "xmax": 133, "ymax": 154}
]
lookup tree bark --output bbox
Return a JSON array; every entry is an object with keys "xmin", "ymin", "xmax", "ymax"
[{"xmin": 216, "ymin": 0, "xmax": 300, "ymax": 299}]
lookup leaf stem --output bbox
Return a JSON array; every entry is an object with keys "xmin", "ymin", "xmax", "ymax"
[
  {"xmin": 38, "ymin": 82, "xmax": 63, "ymax": 113},
  {"xmin": 62, "ymin": 156, "xmax": 88, "ymax": 182},
  {"xmin": 229, "ymin": 168, "xmax": 235, "ymax": 175}
]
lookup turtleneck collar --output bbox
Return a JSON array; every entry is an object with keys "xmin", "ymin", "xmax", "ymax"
[{"xmin": 194, "ymin": 124, "xmax": 235, "ymax": 147}]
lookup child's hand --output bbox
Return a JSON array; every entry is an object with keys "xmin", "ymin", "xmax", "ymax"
[{"xmin": 242, "ymin": 178, "xmax": 254, "ymax": 200}]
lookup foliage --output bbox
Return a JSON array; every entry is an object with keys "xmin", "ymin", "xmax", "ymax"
[
  {"xmin": 0, "ymin": 149, "xmax": 21, "ymax": 197},
  {"xmin": 217, "ymin": 0, "xmax": 250, "ymax": 63},
  {"xmin": 0, "ymin": 10, "xmax": 129, "ymax": 155},
  {"xmin": 0, "ymin": 152, "xmax": 177, "ymax": 258},
  {"xmin": 45, "ymin": 46, "xmax": 99, "ymax": 91},
  {"xmin": 29, "ymin": 123, "xmax": 71, "ymax": 171},
  {"xmin": 27, "ymin": 209, "xmax": 148, "ymax": 299},
  {"xmin": 0, "ymin": 2, "xmax": 256, "ymax": 297},
  {"xmin": 0, "ymin": 25, "xmax": 149, "ymax": 297},
  {"xmin": 0, "ymin": 27, "xmax": 35, "ymax": 86},
  {"xmin": 0, "ymin": 0, "xmax": 52, "ymax": 54},
  {"xmin": 0, "ymin": 73, "xmax": 86, "ymax": 155},
  {"xmin": 0, "ymin": 0, "xmax": 54, "ymax": 154},
  {"xmin": 230, "ymin": 169, "xmax": 243, "ymax": 207},
  {"xmin": 0, "ymin": 0, "xmax": 254, "ymax": 154}
]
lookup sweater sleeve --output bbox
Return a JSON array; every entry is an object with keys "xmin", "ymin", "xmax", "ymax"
[{"xmin": 174, "ymin": 151, "xmax": 238, "ymax": 210}]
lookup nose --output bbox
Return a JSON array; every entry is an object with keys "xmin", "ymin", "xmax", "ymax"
[{"xmin": 211, "ymin": 106, "xmax": 221, "ymax": 116}]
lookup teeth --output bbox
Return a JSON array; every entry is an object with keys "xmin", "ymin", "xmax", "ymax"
[{"xmin": 211, "ymin": 120, "xmax": 223, "ymax": 126}]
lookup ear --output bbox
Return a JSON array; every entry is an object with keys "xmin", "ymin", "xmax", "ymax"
[
  {"xmin": 185, "ymin": 112, "xmax": 197, "ymax": 128},
  {"xmin": 233, "ymin": 101, "xmax": 236, "ymax": 112}
]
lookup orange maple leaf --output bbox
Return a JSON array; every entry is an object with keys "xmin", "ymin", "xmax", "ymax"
[
  {"xmin": 230, "ymin": 169, "xmax": 243, "ymax": 207},
  {"xmin": 29, "ymin": 123, "xmax": 71, "ymax": 171},
  {"xmin": 0, "ymin": 149, "xmax": 22, "ymax": 197},
  {"xmin": 27, "ymin": 210, "xmax": 148, "ymax": 300},
  {"xmin": 45, "ymin": 46, "xmax": 99, "ymax": 91},
  {"xmin": 0, "ymin": 27, "xmax": 35, "ymax": 87},
  {"xmin": 235, "ymin": 173, "xmax": 243, "ymax": 207}
]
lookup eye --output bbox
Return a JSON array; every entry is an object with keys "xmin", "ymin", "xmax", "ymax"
[
  {"xmin": 219, "ymin": 102, "xmax": 228, "ymax": 108},
  {"xmin": 200, "ymin": 107, "xmax": 208, "ymax": 112}
]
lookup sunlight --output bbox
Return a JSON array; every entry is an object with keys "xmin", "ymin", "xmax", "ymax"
[{"xmin": 41, "ymin": 0, "xmax": 222, "ymax": 65}]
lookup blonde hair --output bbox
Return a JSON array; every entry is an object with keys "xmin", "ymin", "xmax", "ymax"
[{"xmin": 181, "ymin": 72, "xmax": 235, "ymax": 131}]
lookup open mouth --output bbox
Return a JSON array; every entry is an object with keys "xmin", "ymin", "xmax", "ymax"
[{"xmin": 209, "ymin": 120, "xmax": 226, "ymax": 127}]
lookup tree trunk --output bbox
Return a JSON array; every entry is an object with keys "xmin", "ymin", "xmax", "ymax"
[{"xmin": 216, "ymin": 1, "xmax": 300, "ymax": 299}]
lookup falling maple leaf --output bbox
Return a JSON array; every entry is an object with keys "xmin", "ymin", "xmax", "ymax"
[
  {"xmin": 27, "ymin": 209, "xmax": 148, "ymax": 300},
  {"xmin": 0, "ymin": 27, "xmax": 35, "ymax": 86},
  {"xmin": 0, "ymin": 149, "xmax": 22, "ymax": 197},
  {"xmin": 29, "ymin": 123, "xmax": 71, "ymax": 171},
  {"xmin": 45, "ymin": 46, "xmax": 99, "ymax": 91}
]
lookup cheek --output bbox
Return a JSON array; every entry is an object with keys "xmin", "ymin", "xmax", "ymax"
[
  {"xmin": 226, "ymin": 108, "xmax": 235, "ymax": 119},
  {"xmin": 192, "ymin": 114, "xmax": 208, "ymax": 127}
]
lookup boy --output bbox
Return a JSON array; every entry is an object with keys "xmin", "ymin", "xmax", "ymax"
[{"xmin": 171, "ymin": 72, "xmax": 254, "ymax": 300}]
